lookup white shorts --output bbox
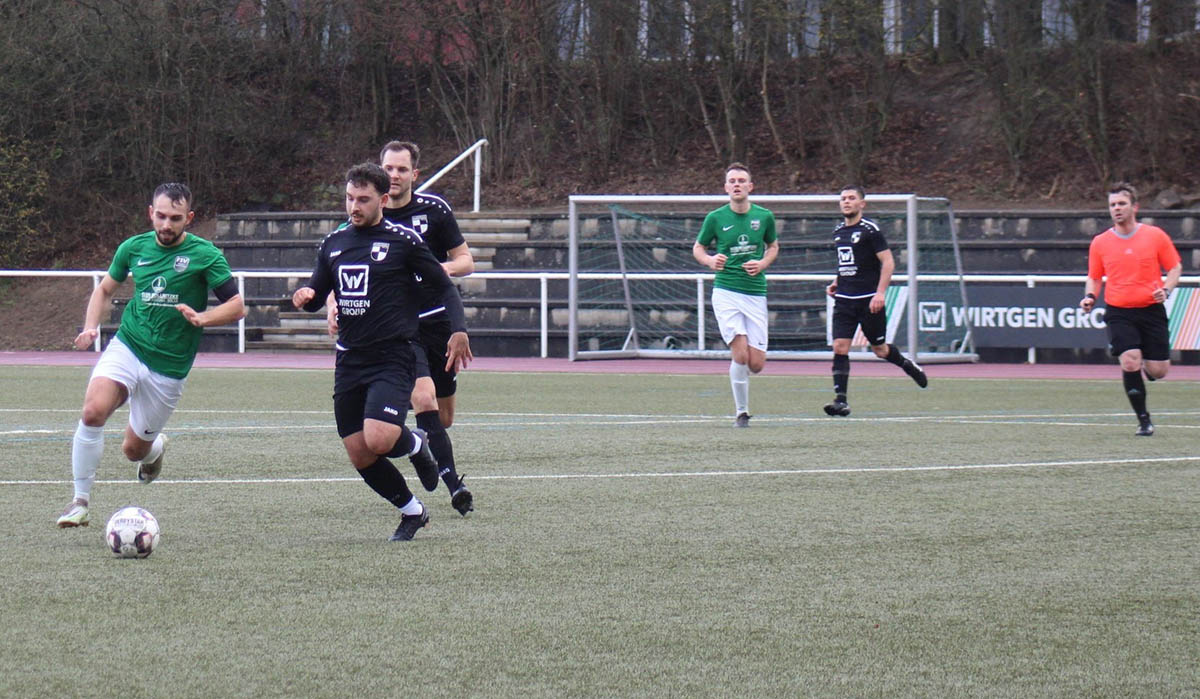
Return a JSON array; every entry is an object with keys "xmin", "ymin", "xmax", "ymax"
[
  {"xmin": 91, "ymin": 336, "xmax": 186, "ymax": 440},
  {"xmin": 711, "ymin": 287, "xmax": 769, "ymax": 352}
]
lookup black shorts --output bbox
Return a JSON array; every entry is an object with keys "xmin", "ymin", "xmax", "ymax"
[
  {"xmin": 416, "ymin": 316, "xmax": 458, "ymax": 399},
  {"xmin": 332, "ymin": 342, "xmax": 417, "ymax": 438},
  {"xmin": 1104, "ymin": 304, "xmax": 1169, "ymax": 361},
  {"xmin": 831, "ymin": 297, "xmax": 887, "ymax": 346}
]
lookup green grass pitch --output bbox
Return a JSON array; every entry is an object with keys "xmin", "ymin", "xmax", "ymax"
[{"xmin": 1, "ymin": 365, "xmax": 1197, "ymax": 697}]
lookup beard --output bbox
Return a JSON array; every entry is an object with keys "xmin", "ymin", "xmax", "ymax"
[{"xmin": 156, "ymin": 229, "xmax": 183, "ymax": 246}]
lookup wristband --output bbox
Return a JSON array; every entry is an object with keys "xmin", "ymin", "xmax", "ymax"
[{"xmin": 1084, "ymin": 293, "xmax": 1096, "ymax": 301}]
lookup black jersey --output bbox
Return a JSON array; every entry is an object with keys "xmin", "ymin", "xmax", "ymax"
[
  {"xmin": 382, "ymin": 192, "xmax": 466, "ymax": 317},
  {"xmin": 302, "ymin": 218, "xmax": 466, "ymax": 351},
  {"xmin": 832, "ymin": 217, "xmax": 889, "ymax": 299}
]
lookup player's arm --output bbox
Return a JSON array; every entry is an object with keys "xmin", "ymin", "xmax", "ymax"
[
  {"xmin": 742, "ymin": 240, "xmax": 779, "ymax": 276},
  {"xmin": 871, "ymin": 249, "xmax": 895, "ymax": 313},
  {"xmin": 74, "ymin": 274, "xmax": 122, "ymax": 350},
  {"xmin": 442, "ymin": 242, "xmax": 475, "ymax": 277},
  {"xmin": 325, "ymin": 291, "xmax": 338, "ymax": 338},
  {"xmin": 411, "ymin": 244, "xmax": 472, "ymax": 370},
  {"xmin": 693, "ymin": 241, "xmax": 725, "ymax": 271},
  {"xmin": 1155, "ymin": 261, "xmax": 1183, "ymax": 304},
  {"xmin": 294, "ymin": 244, "xmax": 334, "ymax": 312},
  {"xmin": 177, "ymin": 278, "xmax": 245, "ymax": 327},
  {"xmin": 1081, "ymin": 277, "xmax": 1103, "ymax": 311}
]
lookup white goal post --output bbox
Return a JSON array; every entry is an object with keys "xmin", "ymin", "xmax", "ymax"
[{"xmin": 567, "ymin": 194, "xmax": 977, "ymax": 363}]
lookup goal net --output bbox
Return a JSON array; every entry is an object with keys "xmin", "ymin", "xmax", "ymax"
[{"xmin": 567, "ymin": 194, "xmax": 976, "ymax": 362}]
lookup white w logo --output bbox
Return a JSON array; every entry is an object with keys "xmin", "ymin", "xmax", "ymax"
[
  {"xmin": 918, "ymin": 302, "xmax": 946, "ymax": 331},
  {"xmin": 339, "ymin": 265, "xmax": 369, "ymax": 297}
]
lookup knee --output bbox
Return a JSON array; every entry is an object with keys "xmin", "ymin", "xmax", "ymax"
[
  {"xmin": 870, "ymin": 344, "xmax": 889, "ymax": 358},
  {"xmin": 79, "ymin": 404, "xmax": 109, "ymax": 427},
  {"xmin": 362, "ymin": 432, "xmax": 392, "ymax": 455},
  {"xmin": 748, "ymin": 357, "xmax": 766, "ymax": 374},
  {"xmin": 121, "ymin": 440, "xmax": 148, "ymax": 462},
  {"xmin": 439, "ymin": 410, "xmax": 455, "ymax": 429},
  {"xmin": 411, "ymin": 387, "xmax": 438, "ymax": 414}
]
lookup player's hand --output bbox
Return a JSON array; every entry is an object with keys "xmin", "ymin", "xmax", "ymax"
[
  {"xmin": 325, "ymin": 304, "xmax": 339, "ymax": 339},
  {"xmin": 445, "ymin": 331, "xmax": 473, "ymax": 372},
  {"xmin": 292, "ymin": 286, "xmax": 315, "ymax": 310},
  {"xmin": 176, "ymin": 303, "xmax": 205, "ymax": 327},
  {"xmin": 1152, "ymin": 287, "xmax": 1169, "ymax": 304},
  {"xmin": 708, "ymin": 254, "xmax": 727, "ymax": 271},
  {"xmin": 869, "ymin": 292, "xmax": 885, "ymax": 313},
  {"xmin": 825, "ymin": 282, "xmax": 838, "ymax": 298},
  {"xmin": 742, "ymin": 259, "xmax": 764, "ymax": 276},
  {"xmin": 73, "ymin": 327, "xmax": 99, "ymax": 350},
  {"xmin": 1080, "ymin": 295, "xmax": 1095, "ymax": 312}
]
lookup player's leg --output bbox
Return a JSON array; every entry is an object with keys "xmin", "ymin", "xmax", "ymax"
[
  {"xmin": 728, "ymin": 335, "xmax": 751, "ymax": 426},
  {"xmin": 335, "ymin": 384, "xmax": 428, "ymax": 541},
  {"xmin": 59, "ymin": 341, "xmax": 133, "ymax": 527},
  {"xmin": 422, "ymin": 342, "xmax": 472, "ymax": 514},
  {"xmin": 824, "ymin": 300, "xmax": 855, "ymax": 417},
  {"xmin": 123, "ymin": 363, "xmax": 185, "ymax": 483},
  {"xmin": 1106, "ymin": 308, "xmax": 1154, "ymax": 435},
  {"xmin": 413, "ymin": 333, "xmax": 470, "ymax": 511},
  {"xmin": 713, "ymin": 288, "xmax": 754, "ymax": 426},
  {"xmin": 355, "ymin": 352, "xmax": 439, "ymax": 491},
  {"xmin": 1131, "ymin": 306, "xmax": 1171, "ymax": 435},
  {"xmin": 864, "ymin": 308, "xmax": 927, "ymax": 388}
]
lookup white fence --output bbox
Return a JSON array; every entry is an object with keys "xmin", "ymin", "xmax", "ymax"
[{"xmin": 3, "ymin": 270, "xmax": 1198, "ymax": 360}]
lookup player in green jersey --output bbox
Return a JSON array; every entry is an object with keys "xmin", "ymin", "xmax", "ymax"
[
  {"xmin": 692, "ymin": 163, "xmax": 779, "ymax": 427},
  {"xmin": 56, "ymin": 183, "xmax": 245, "ymax": 528}
]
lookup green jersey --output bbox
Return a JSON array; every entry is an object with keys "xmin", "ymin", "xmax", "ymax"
[
  {"xmin": 696, "ymin": 203, "xmax": 777, "ymax": 296},
  {"xmin": 108, "ymin": 232, "xmax": 234, "ymax": 379}
]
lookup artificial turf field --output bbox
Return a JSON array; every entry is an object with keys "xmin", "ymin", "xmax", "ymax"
[{"xmin": 1, "ymin": 364, "xmax": 1197, "ymax": 698}]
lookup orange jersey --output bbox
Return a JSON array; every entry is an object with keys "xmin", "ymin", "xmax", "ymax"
[{"xmin": 1087, "ymin": 224, "xmax": 1181, "ymax": 308}]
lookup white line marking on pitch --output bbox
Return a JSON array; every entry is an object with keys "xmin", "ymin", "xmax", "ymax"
[{"xmin": 4, "ymin": 455, "xmax": 1198, "ymax": 487}]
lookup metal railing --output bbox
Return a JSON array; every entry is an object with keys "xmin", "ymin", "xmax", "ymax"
[
  {"xmin": 416, "ymin": 138, "xmax": 488, "ymax": 212},
  {"xmin": 6, "ymin": 269, "xmax": 1198, "ymax": 360}
]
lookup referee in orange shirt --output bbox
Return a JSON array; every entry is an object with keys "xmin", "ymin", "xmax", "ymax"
[{"xmin": 1080, "ymin": 182, "xmax": 1183, "ymax": 436}]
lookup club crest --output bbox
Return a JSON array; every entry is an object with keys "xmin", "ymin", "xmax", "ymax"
[
  {"xmin": 173, "ymin": 256, "xmax": 190, "ymax": 273},
  {"xmin": 410, "ymin": 214, "xmax": 429, "ymax": 236},
  {"xmin": 750, "ymin": 219, "xmax": 761, "ymax": 231},
  {"xmin": 370, "ymin": 242, "xmax": 390, "ymax": 261}
]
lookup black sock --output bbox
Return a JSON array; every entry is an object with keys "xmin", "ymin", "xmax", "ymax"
[
  {"xmin": 386, "ymin": 425, "xmax": 416, "ymax": 458},
  {"xmin": 357, "ymin": 457, "xmax": 413, "ymax": 508},
  {"xmin": 417, "ymin": 410, "xmax": 459, "ymax": 488},
  {"xmin": 1122, "ymin": 370, "xmax": 1148, "ymax": 417},
  {"xmin": 883, "ymin": 344, "xmax": 907, "ymax": 368},
  {"xmin": 832, "ymin": 353, "xmax": 849, "ymax": 402}
]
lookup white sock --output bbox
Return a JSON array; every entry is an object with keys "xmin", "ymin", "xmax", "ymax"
[
  {"xmin": 399, "ymin": 497, "xmax": 424, "ymax": 515},
  {"xmin": 71, "ymin": 421, "xmax": 104, "ymax": 503},
  {"xmin": 730, "ymin": 361, "xmax": 750, "ymax": 415},
  {"xmin": 141, "ymin": 433, "xmax": 164, "ymax": 464}
]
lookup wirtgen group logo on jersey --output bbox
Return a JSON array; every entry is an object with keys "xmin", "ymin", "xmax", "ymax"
[
  {"xmin": 370, "ymin": 242, "xmax": 390, "ymax": 262},
  {"xmin": 410, "ymin": 214, "xmax": 428, "ymax": 236},
  {"xmin": 339, "ymin": 265, "xmax": 369, "ymax": 296}
]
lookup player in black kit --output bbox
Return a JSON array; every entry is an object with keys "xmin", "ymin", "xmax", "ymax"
[
  {"xmin": 823, "ymin": 186, "xmax": 927, "ymax": 417},
  {"xmin": 293, "ymin": 163, "xmax": 472, "ymax": 541},
  {"xmin": 328, "ymin": 141, "xmax": 476, "ymax": 515}
]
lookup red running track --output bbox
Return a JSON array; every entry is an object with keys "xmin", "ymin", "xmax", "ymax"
[{"xmin": 3, "ymin": 350, "xmax": 1199, "ymax": 380}]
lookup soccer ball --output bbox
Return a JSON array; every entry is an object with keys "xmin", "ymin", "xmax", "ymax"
[{"xmin": 104, "ymin": 506, "xmax": 160, "ymax": 559}]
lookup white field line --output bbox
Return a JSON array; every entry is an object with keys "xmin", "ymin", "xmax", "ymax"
[
  {"xmin": 4, "ymin": 410, "xmax": 1200, "ymax": 437},
  {"xmin": 3, "ymin": 454, "xmax": 1199, "ymax": 487}
]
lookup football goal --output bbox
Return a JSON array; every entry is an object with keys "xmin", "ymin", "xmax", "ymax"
[{"xmin": 566, "ymin": 194, "xmax": 976, "ymax": 362}]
